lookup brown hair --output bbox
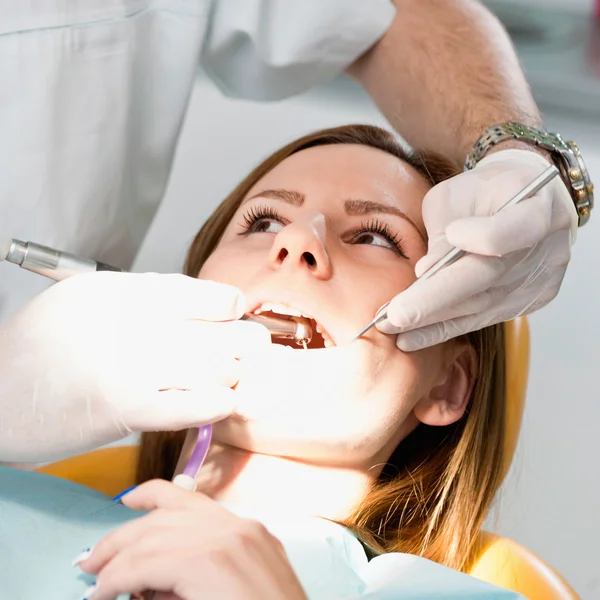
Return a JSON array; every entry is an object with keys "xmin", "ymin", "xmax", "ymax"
[{"xmin": 136, "ymin": 125, "xmax": 506, "ymax": 572}]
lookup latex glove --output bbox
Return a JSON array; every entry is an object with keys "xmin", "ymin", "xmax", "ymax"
[
  {"xmin": 0, "ymin": 272, "xmax": 271, "ymax": 462},
  {"xmin": 378, "ymin": 149, "xmax": 578, "ymax": 350},
  {"xmin": 74, "ymin": 479, "xmax": 308, "ymax": 600}
]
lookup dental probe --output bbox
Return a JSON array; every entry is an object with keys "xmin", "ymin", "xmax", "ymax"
[
  {"xmin": 353, "ymin": 165, "xmax": 560, "ymax": 341},
  {"xmin": 1, "ymin": 238, "xmax": 313, "ymax": 346}
]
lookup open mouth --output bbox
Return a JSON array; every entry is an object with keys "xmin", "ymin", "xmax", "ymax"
[{"xmin": 251, "ymin": 302, "xmax": 335, "ymax": 349}]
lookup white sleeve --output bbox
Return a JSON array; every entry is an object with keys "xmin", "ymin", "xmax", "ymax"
[{"xmin": 200, "ymin": 0, "xmax": 396, "ymax": 101}]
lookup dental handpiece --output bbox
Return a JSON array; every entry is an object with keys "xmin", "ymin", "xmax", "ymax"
[
  {"xmin": 1, "ymin": 238, "xmax": 313, "ymax": 345},
  {"xmin": 2, "ymin": 238, "xmax": 125, "ymax": 279},
  {"xmin": 2, "ymin": 237, "xmax": 314, "ymax": 491}
]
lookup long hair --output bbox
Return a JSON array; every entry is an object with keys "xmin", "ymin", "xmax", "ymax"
[{"xmin": 136, "ymin": 125, "xmax": 506, "ymax": 572}]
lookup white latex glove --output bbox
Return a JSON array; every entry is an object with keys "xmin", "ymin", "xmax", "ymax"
[
  {"xmin": 378, "ymin": 149, "xmax": 578, "ymax": 351},
  {"xmin": 0, "ymin": 272, "xmax": 271, "ymax": 462}
]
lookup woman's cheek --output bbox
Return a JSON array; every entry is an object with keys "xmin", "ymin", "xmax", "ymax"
[{"xmin": 198, "ymin": 249, "xmax": 250, "ymax": 287}]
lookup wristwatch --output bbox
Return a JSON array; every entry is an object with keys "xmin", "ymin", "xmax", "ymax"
[{"xmin": 465, "ymin": 122, "xmax": 594, "ymax": 226}]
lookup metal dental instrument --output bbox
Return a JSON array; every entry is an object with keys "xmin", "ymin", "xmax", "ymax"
[
  {"xmin": 244, "ymin": 313, "xmax": 312, "ymax": 347},
  {"xmin": 353, "ymin": 165, "xmax": 561, "ymax": 341},
  {"xmin": 2, "ymin": 238, "xmax": 125, "ymax": 279},
  {"xmin": 1, "ymin": 238, "xmax": 313, "ymax": 346}
]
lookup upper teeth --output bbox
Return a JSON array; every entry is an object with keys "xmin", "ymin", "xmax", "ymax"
[{"xmin": 253, "ymin": 303, "xmax": 312, "ymax": 319}]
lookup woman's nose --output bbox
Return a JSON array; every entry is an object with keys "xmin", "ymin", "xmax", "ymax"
[{"xmin": 268, "ymin": 214, "xmax": 332, "ymax": 279}]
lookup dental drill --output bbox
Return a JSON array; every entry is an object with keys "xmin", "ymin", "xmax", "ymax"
[
  {"xmin": 1, "ymin": 238, "xmax": 124, "ymax": 279},
  {"xmin": 0, "ymin": 238, "xmax": 313, "ymax": 345},
  {"xmin": 1, "ymin": 237, "xmax": 313, "ymax": 491}
]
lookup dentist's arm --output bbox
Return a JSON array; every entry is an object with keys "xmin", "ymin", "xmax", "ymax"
[
  {"xmin": 346, "ymin": 0, "xmax": 544, "ymax": 164},
  {"xmin": 0, "ymin": 272, "xmax": 270, "ymax": 462},
  {"xmin": 347, "ymin": 0, "xmax": 579, "ymax": 349}
]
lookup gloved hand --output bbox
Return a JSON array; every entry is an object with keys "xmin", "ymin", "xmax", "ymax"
[
  {"xmin": 0, "ymin": 272, "xmax": 271, "ymax": 462},
  {"xmin": 378, "ymin": 149, "xmax": 578, "ymax": 351}
]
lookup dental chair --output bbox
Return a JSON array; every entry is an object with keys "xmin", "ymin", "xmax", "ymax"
[{"xmin": 37, "ymin": 318, "xmax": 579, "ymax": 600}]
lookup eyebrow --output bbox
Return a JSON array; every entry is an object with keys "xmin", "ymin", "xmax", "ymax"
[
  {"xmin": 245, "ymin": 188, "xmax": 423, "ymax": 239},
  {"xmin": 343, "ymin": 198, "xmax": 422, "ymax": 238},
  {"xmin": 245, "ymin": 188, "xmax": 305, "ymax": 206}
]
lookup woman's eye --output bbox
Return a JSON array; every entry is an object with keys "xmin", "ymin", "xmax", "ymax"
[
  {"xmin": 350, "ymin": 219, "xmax": 408, "ymax": 259},
  {"xmin": 239, "ymin": 206, "xmax": 287, "ymax": 236},
  {"xmin": 354, "ymin": 232, "xmax": 393, "ymax": 249},
  {"xmin": 252, "ymin": 219, "xmax": 284, "ymax": 234}
]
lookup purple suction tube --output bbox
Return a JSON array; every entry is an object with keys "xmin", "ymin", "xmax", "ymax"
[{"xmin": 182, "ymin": 424, "xmax": 213, "ymax": 477}]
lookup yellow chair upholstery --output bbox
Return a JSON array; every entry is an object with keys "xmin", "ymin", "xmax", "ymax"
[
  {"xmin": 470, "ymin": 532, "xmax": 579, "ymax": 600},
  {"xmin": 37, "ymin": 318, "xmax": 579, "ymax": 600},
  {"xmin": 38, "ymin": 445, "xmax": 140, "ymax": 498}
]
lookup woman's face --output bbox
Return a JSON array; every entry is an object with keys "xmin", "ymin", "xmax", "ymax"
[{"xmin": 199, "ymin": 144, "xmax": 471, "ymax": 470}]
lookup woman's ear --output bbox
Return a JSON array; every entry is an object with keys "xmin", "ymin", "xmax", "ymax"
[{"xmin": 414, "ymin": 343, "xmax": 477, "ymax": 427}]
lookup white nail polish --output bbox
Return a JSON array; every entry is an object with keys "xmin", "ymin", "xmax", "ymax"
[
  {"xmin": 82, "ymin": 582, "xmax": 98, "ymax": 600},
  {"xmin": 72, "ymin": 547, "xmax": 94, "ymax": 567}
]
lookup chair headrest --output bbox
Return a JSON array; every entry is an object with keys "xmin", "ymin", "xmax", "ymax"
[{"xmin": 501, "ymin": 318, "xmax": 530, "ymax": 483}]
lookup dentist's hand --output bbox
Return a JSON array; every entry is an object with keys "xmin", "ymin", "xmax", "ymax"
[
  {"xmin": 378, "ymin": 149, "xmax": 578, "ymax": 350},
  {"xmin": 0, "ymin": 272, "xmax": 271, "ymax": 462}
]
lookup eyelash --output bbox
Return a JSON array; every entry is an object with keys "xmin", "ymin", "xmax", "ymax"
[
  {"xmin": 351, "ymin": 218, "xmax": 408, "ymax": 258},
  {"xmin": 239, "ymin": 205, "xmax": 408, "ymax": 258},
  {"xmin": 239, "ymin": 205, "xmax": 285, "ymax": 233}
]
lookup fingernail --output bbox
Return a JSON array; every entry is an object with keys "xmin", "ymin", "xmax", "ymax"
[
  {"xmin": 72, "ymin": 546, "xmax": 94, "ymax": 567},
  {"xmin": 82, "ymin": 581, "xmax": 98, "ymax": 600},
  {"xmin": 112, "ymin": 485, "xmax": 137, "ymax": 503}
]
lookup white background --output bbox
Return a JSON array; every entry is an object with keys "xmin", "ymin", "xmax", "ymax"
[{"xmin": 132, "ymin": 69, "xmax": 600, "ymax": 599}]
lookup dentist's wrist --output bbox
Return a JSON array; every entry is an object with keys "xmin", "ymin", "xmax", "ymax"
[
  {"xmin": 486, "ymin": 138, "xmax": 553, "ymax": 164},
  {"xmin": 465, "ymin": 122, "xmax": 594, "ymax": 226}
]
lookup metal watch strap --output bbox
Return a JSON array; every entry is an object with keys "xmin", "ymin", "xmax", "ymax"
[{"xmin": 465, "ymin": 122, "xmax": 594, "ymax": 226}]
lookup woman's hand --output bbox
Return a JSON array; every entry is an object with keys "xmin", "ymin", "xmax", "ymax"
[
  {"xmin": 75, "ymin": 480, "xmax": 308, "ymax": 600},
  {"xmin": 0, "ymin": 272, "xmax": 271, "ymax": 462}
]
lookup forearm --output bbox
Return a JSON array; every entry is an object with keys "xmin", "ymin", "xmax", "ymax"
[
  {"xmin": 347, "ymin": 0, "xmax": 544, "ymax": 166},
  {"xmin": 0, "ymin": 316, "xmax": 109, "ymax": 462}
]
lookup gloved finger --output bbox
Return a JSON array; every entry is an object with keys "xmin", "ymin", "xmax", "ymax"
[
  {"xmin": 444, "ymin": 193, "xmax": 557, "ymax": 256},
  {"xmin": 376, "ymin": 290, "xmax": 492, "ymax": 334},
  {"xmin": 394, "ymin": 313, "xmax": 491, "ymax": 351},
  {"xmin": 124, "ymin": 387, "xmax": 237, "ymax": 432},
  {"xmin": 153, "ymin": 353, "xmax": 241, "ymax": 391},
  {"xmin": 413, "ymin": 238, "xmax": 455, "ymax": 278},
  {"xmin": 145, "ymin": 274, "xmax": 247, "ymax": 321},
  {"xmin": 377, "ymin": 254, "xmax": 505, "ymax": 332},
  {"xmin": 504, "ymin": 264, "xmax": 567, "ymax": 315},
  {"xmin": 394, "ymin": 246, "xmax": 570, "ymax": 351},
  {"xmin": 179, "ymin": 319, "xmax": 272, "ymax": 359}
]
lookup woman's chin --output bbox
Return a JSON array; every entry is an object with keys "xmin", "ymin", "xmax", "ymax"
[{"xmin": 215, "ymin": 340, "xmax": 409, "ymax": 462}]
